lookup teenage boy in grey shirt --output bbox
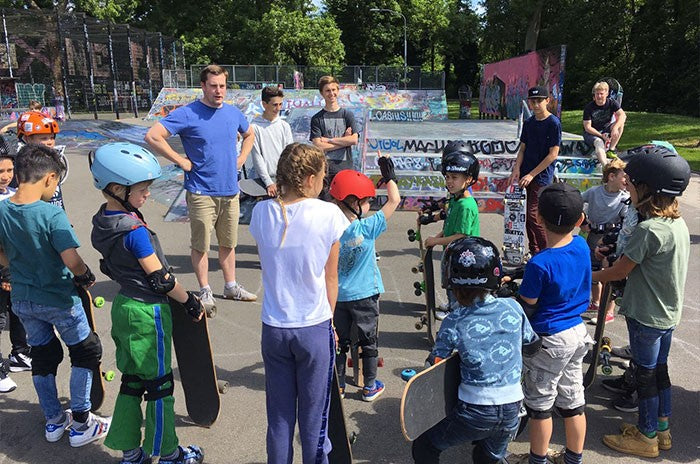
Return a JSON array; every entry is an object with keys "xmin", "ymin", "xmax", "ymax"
[{"xmin": 251, "ymin": 87, "xmax": 294, "ymax": 197}]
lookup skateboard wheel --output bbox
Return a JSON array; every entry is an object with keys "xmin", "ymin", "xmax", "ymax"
[
  {"xmin": 93, "ymin": 296, "xmax": 105, "ymax": 308},
  {"xmin": 349, "ymin": 431, "xmax": 358, "ymax": 444},
  {"xmin": 218, "ymin": 380, "xmax": 229, "ymax": 394},
  {"xmin": 401, "ymin": 368, "xmax": 416, "ymax": 381},
  {"xmin": 602, "ymin": 365, "xmax": 613, "ymax": 375},
  {"xmin": 206, "ymin": 306, "xmax": 217, "ymax": 318},
  {"xmin": 415, "ymin": 321, "xmax": 423, "ymax": 330},
  {"xmin": 414, "ymin": 289, "xmax": 422, "ymax": 297},
  {"xmin": 411, "ymin": 265, "xmax": 420, "ymax": 274},
  {"xmin": 103, "ymin": 370, "xmax": 115, "ymax": 381}
]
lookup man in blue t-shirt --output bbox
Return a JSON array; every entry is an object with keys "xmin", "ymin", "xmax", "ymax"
[
  {"xmin": 145, "ymin": 65, "xmax": 257, "ymax": 314},
  {"xmin": 515, "ymin": 182, "xmax": 592, "ymax": 464},
  {"xmin": 509, "ymin": 85, "xmax": 562, "ymax": 255}
]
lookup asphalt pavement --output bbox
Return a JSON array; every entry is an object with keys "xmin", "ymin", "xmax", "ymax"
[{"xmin": 0, "ymin": 143, "xmax": 698, "ymax": 464}]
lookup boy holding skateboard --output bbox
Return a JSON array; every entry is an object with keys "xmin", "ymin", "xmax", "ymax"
[
  {"xmin": 89, "ymin": 142, "xmax": 205, "ymax": 464},
  {"xmin": 508, "ymin": 86, "xmax": 561, "ymax": 257},
  {"xmin": 412, "ymin": 237, "xmax": 540, "ymax": 464},
  {"xmin": 592, "ymin": 147, "xmax": 690, "ymax": 458},
  {"xmin": 424, "ymin": 144, "xmax": 480, "ymax": 319},
  {"xmin": 0, "ymin": 144, "xmax": 110, "ymax": 446},
  {"xmin": 329, "ymin": 154, "xmax": 400, "ymax": 401},
  {"xmin": 515, "ymin": 183, "xmax": 592, "ymax": 464}
]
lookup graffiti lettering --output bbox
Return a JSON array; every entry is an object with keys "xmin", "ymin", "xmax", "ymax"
[{"xmin": 370, "ymin": 109, "xmax": 424, "ymax": 122}]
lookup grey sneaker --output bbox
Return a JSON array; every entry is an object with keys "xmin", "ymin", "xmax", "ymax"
[
  {"xmin": 198, "ymin": 287, "xmax": 217, "ymax": 317},
  {"xmin": 222, "ymin": 283, "xmax": 257, "ymax": 302}
]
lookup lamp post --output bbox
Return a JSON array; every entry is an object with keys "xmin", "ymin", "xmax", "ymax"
[{"xmin": 369, "ymin": 8, "xmax": 407, "ymax": 88}]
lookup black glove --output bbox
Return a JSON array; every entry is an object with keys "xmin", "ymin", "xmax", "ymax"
[
  {"xmin": 73, "ymin": 265, "xmax": 96, "ymax": 287},
  {"xmin": 377, "ymin": 156, "xmax": 397, "ymax": 184},
  {"xmin": 183, "ymin": 291, "xmax": 204, "ymax": 319},
  {"xmin": 0, "ymin": 264, "xmax": 10, "ymax": 284}
]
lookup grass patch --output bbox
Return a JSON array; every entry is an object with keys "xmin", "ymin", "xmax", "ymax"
[{"xmin": 446, "ymin": 100, "xmax": 700, "ymax": 170}]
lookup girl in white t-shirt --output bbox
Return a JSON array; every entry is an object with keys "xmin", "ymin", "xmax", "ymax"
[{"xmin": 249, "ymin": 143, "xmax": 348, "ymax": 464}]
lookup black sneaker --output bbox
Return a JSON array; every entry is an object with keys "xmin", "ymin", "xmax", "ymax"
[
  {"xmin": 602, "ymin": 376, "xmax": 627, "ymax": 394},
  {"xmin": 9, "ymin": 353, "xmax": 31, "ymax": 372},
  {"xmin": 613, "ymin": 392, "xmax": 638, "ymax": 413}
]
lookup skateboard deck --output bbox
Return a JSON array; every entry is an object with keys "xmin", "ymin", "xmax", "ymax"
[
  {"xmin": 76, "ymin": 286, "xmax": 106, "ymax": 412},
  {"xmin": 503, "ymin": 185, "xmax": 527, "ymax": 266},
  {"xmin": 583, "ymin": 282, "xmax": 614, "ymax": 388},
  {"xmin": 328, "ymin": 367, "xmax": 353, "ymax": 463},
  {"xmin": 170, "ymin": 297, "xmax": 221, "ymax": 427},
  {"xmin": 400, "ymin": 353, "xmax": 459, "ymax": 441}
]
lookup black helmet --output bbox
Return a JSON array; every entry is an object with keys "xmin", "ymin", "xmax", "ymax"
[
  {"xmin": 0, "ymin": 135, "xmax": 13, "ymax": 160},
  {"xmin": 442, "ymin": 140, "xmax": 474, "ymax": 158},
  {"xmin": 624, "ymin": 146, "xmax": 690, "ymax": 196},
  {"xmin": 441, "ymin": 151, "xmax": 480, "ymax": 181},
  {"xmin": 441, "ymin": 237, "xmax": 502, "ymax": 290}
]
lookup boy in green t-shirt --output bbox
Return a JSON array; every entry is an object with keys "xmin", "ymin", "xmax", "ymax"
[{"xmin": 424, "ymin": 142, "xmax": 480, "ymax": 319}]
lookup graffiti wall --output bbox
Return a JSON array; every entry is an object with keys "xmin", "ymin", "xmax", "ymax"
[
  {"xmin": 146, "ymin": 87, "xmax": 448, "ymax": 121},
  {"xmin": 479, "ymin": 46, "xmax": 566, "ymax": 120}
]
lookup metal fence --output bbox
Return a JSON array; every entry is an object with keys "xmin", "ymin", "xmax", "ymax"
[
  {"xmin": 176, "ymin": 65, "xmax": 445, "ymax": 90},
  {"xmin": 0, "ymin": 8, "xmax": 184, "ymax": 118}
]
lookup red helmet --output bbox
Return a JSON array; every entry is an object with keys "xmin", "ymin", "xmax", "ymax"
[
  {"xmin": 17, "ymin": 112, "xmax": 60, "ymax": 140},
  {"xmin": 329, "ymin": 170, "xmax": 376, "ymax": 201}
]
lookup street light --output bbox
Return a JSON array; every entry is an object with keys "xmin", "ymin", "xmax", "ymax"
[{"xmin": 369, "ymin": 8, "xmax": 407, "ymax": 88}]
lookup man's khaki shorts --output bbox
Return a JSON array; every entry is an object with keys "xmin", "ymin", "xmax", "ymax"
[{"xmin": 186, "ymin": 191, "xmax": 239, "ymax": 253}]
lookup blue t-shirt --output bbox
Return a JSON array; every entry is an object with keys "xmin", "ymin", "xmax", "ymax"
[
  {"xmin": 432, "ymin": 295, "xmax": 538, "ymax": 405},
  {"xmin": 104, "ymin": 210, "xmax": 154, "ymax": 259},
  {"xmin": 0, "ymin": 200, "xmax": 81, "ymax": 308},
  {"xmin": 161, "ymin": 100, "xmax": 249, "ymax": 196},
  {"xmin": 338, "ymin": 211, "xmax": 387, "ymax": 302},
  {"xmin": 519, "ymin": 114, "xmax": 562, "ymax": 186},
  {"xmin": 519, "ymin": 235, "xmax": 591, "ymax": 335}
]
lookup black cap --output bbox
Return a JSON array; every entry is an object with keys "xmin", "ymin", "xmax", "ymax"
[
  {"xmin": 528, "ymin": 86, "xmax": 549, "ymax": 99},
  {"xmin": 538, "ymin": 183, "xmax": 584, "ymax": 227}
]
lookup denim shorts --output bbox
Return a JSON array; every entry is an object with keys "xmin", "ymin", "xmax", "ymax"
[{"xmin": 12, "ymin": 299, "xmax": 91, "ymax": 347}]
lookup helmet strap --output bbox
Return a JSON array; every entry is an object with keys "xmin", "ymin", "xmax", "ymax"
[
  {"xmin": 103, "ymin": 186, "xmax": 145, "ymax": 221},
  {"xmin": 342, "ymin": 199, "xmax": 363, "ymax": 220}
]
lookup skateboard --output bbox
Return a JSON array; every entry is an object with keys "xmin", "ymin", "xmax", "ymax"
[
  {"xmin": 407, "ymin": 198, "xmax": 445, "ymax": 346},
  {"xmin": 328, "ymin": 366, "xmax": 354, "ymax": 464},
  {"xmin": 400, "ymin": 353, "xmax": 460, "ymax": 441},
  {"xmin": 502, "ymin": 185, "xmax": 527, "ymax": 266},
  {"xmin": 583, "ymin": 283, "xmax": 614, "ymax": 388},
  {"xmin": 76, "ymin": 286, "xmax": 114, "ymax": 412},
  {"xmin": 170, "ymin": 297, "xmax": 228, "ymax": 427},
  {"xmin": 239, "ymin": 178, "xmax": 269, "ymax": 225}
]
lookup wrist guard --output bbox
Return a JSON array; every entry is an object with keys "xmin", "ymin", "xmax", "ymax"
[
  {"xmin": 377, "ymin": 156, "xmax": 397, "ymax": 183},
  {"xmin": 183, "ymin": 291, "xmax": 203, "ymax": 319},
  {"xmin": 73, "ymin": 265, "xmax": 95, "ymax": 287}
]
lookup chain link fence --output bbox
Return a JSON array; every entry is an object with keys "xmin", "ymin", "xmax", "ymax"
[{"xmin": 0, "ymin": 8, "xmax": 184, "ymax": 118}]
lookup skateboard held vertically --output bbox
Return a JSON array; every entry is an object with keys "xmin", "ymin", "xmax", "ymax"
[
  {"xmin": 76, "ymin": 286, "xmax": 107, "ymax": 412},
  {"xmin": 170, "ymin": 297, "xmax": 227, "ymax": 427},
  {"xmin": 583, "ymin": 283, "xmax": 614, "ymax": 388},
  {"xmin": 502, "ymin": 185, "xmax": 527, "ymax": 266},
  {"xmin": 328, "ymin": 366, "xmax": 353, "ymax": 463}
]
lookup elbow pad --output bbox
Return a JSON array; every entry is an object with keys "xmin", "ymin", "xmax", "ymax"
[
  {"xmin": 516, "ymin": 294, "xmax": 538, "ymax": 319},
  {"xmin": 146, "ymin": 267, "xmax": 176, "ymax": 294}
]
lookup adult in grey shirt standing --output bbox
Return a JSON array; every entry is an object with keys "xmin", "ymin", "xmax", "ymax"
[{"xmin": 310, "ymin": 75, "xmax": 359, "ymax": 198}]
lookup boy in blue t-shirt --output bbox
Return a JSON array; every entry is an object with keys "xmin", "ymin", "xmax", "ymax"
[
  {"xmin": 0, "ymin": 144, "xmax": 110, "ymax": 446},
  {"xmin": 516, "ymin": 182, "xmax": 592, "ymax": 464},
  {"xmin": 509, "ymin": 86, "xmax": 562, "ymax": 256},
  {"xmin": 329, "ymin": 155, "xmax": 399, "ymax": 401},
  {"xmin": 412, "ymin": 237, "xmax": 540, "ymax": 463}
]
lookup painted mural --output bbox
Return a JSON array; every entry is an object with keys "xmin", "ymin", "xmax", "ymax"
[{"xmin": 479, "ymin": 46, "xmax": 566, "ymax": 120}]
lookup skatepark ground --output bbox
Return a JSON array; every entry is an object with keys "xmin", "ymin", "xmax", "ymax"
[{"xmin": 1, "ymin": 128, "xmax": 698, "ymax": 463}]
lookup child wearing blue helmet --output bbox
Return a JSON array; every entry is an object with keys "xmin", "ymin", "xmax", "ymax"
[{"xmin": 89, "ymin": 142, "xmax": 205, "ymax": 464}]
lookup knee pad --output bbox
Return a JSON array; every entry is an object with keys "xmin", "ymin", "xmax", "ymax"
[
  {"xmin": 32, "ymin": 336, "xmax": 63, "ymax": 376},
  {"xmin": 67, "ymin": 332, "xmax": 102, "ymax": 371},
  {"xmin": 556, "ymin": 405, "xmax": 585, "ymax": 418},
  {"xmin": 337, "ymin": 339, "xmax": 351, "ymax": 354},
  {"xmin": 359, "ymin": 347, "xmax": 378, "ymax": 359},
  {"xmin": 471, "ymin": 442, "xmax": 500, "ymax": 464},
  {"xmin": 636, "ymin": 366, "xmax": 658, "ymax": 400},
  {"xmin": 656, "ymin": 363, "xmax": 671, "ymax": 390},
  {"xmin": 143, "ymin": 372, "xmax": 174, "ymax": 401},
  {"xmin": 525, "ymin": 404, "xmax": 553, "ymax": 419},
  {"xmin": 120, "ymin": 374, "xmax": 146, "ymax": 398}
]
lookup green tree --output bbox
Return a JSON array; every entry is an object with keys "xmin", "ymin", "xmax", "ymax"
[
  {"xmin": 441, "ymin": 0, "xmax": 480, "ymax": 95},
  {"xmin": 404, "ymin": 0, "xmax": 449, "ymax": 72}
]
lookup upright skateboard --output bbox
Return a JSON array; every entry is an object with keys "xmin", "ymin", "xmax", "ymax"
[
  {"xmin": 502, "ymin": 185, "xmax": 527, "ymax": 266},
  {"xmin": 76, "ymin": 286, "xmax": 109, "ymax": 412},
  {"xmin": 170, "ymin": 297, "xmax": 228, "ymax": 427},
  {"xmin": 583, "ymin": 283, "xmax": 614, "ymax": 388},
  {"xmin": 407, "ymin": 198, "xmax": 445, "ymax": 346},
  {"xmin": 239, "ymin": 178, "xmax": 269, "ymax": 225},
  {"xmin": 328, "ymin": 366, "xmax": 353, "ymax": 463}
]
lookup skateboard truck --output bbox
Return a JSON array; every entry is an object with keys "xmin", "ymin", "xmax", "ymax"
[{"xmin": 600, "ymin": 336, "xmax": 613, "ymax": 376}]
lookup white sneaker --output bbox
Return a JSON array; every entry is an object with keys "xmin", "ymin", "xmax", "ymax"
[
  {"xmin": 45, "ymin": 410, "xmax": 72, "ymax": 442},
  {"xmin": 0, "ymin": 374, "xmax": 17, "ymax": 393},
  {"xmin": 222, "ymin": 283, "xmax": 257, "ymax": 302},
  {"xmin": 198, "ymin": 287, "xmax": 217, "ymax": 315},
  {"xmin": 68, "ymin": 412, "xmax": 110, "ymax": 447},
  {"xmin": 9, "ymin": 352, "xmax": 32, "ymax": 372}
]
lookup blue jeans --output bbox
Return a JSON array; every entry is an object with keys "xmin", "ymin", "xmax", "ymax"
[
  {"xmin": 627, "ymin": 318, "xmax": 673, "ymax": 434},
  {"xmin": 12, "ymin": 300, "xmax": 92, "ymax": 420},
  {"xmin": 417, "ymin": 400, "xmax": 521, "ymax": 462}
]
